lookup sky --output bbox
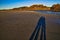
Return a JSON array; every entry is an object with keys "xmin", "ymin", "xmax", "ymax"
[{"xmin": 0, "ymin": 0, "xmax": 60, "ymax": 10}]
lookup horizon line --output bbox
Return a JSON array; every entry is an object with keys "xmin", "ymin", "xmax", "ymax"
[{"xmin": 0, "ymin": 3, "xmax": 60, "ymax": 10}]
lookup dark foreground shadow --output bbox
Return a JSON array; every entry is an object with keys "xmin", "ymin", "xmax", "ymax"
[{"xmin": 29, "ymin": 16, "xmax": 46, "ymax": 40}]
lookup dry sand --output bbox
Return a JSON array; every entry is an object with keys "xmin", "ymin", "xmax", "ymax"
[{"xmin": 0, "ymin": 11, "xmax": 60, "ymax": 40}]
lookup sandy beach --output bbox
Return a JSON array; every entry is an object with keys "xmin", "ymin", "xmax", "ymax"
[{"xmin": 0, "ymin": 11, "xmax": 60, "ymax": 40}]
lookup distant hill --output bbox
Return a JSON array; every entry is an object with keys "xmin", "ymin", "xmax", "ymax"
[
  {"xmin": 0, "ymin": 4, "xmax": 60, "ymax": 12},
  {"xmin": 12, "ymin": 4, "xmax": 50, "ymax": 11},
  {"xmin": 51, "ymin": 4, "xmax": 60, "ymax": 12}
]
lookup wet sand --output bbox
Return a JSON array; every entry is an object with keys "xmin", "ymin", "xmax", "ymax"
[{"xmin": 0, "ymin": 11, "xmax": 60, "ymax": 40}]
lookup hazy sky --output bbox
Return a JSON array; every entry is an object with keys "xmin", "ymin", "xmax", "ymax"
[{"xmin": 0, "ymin": 0, "xmax": 60, "ymax": 10}]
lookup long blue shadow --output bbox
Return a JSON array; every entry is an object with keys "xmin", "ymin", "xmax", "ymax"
[
  {"xmin": 29, "ymin": 16, "xmax": 46, "ymax": 40},
  {"xmin": 40, "ymin": 17, "xmax": 46, "ymax": 40}
]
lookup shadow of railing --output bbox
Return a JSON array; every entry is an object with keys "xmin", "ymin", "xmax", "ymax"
[{"xmin": 29, "ymin": 16, "xmax": 46, "ymax": 40}]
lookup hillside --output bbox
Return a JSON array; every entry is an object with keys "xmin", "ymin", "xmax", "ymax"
[
  {"xmin": 0, "ymin": 4, "xmax": 60, "ymax": 12},
  {"xmin": 12, "ymin": 4, "xmax": 50, "ymax": 11},
  {"xmin": 51, "ymin": 4, "xmax": 60, "ymax": 12}
]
